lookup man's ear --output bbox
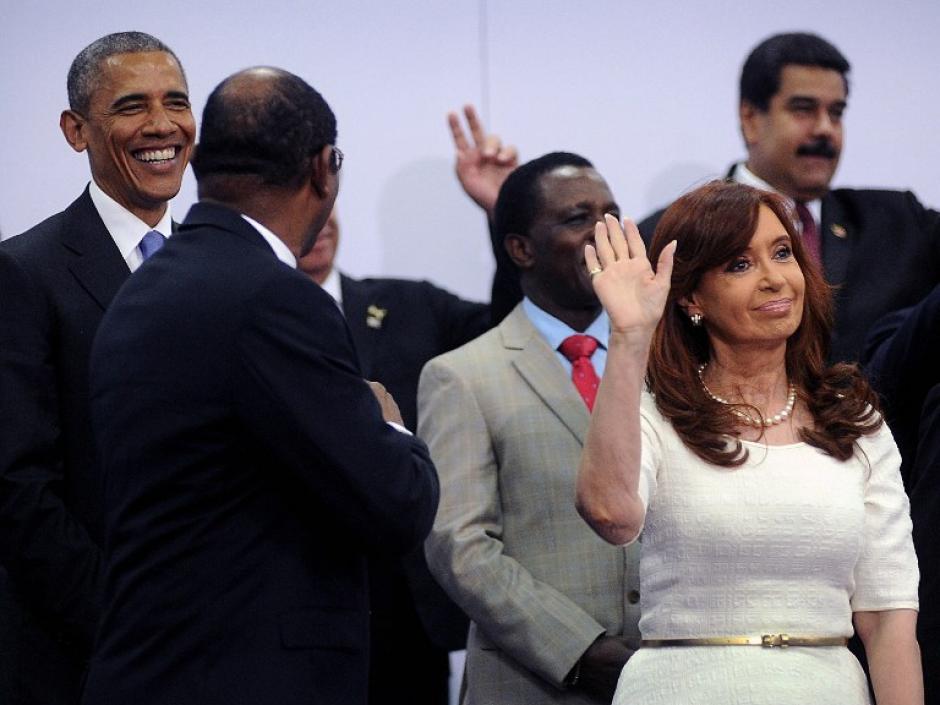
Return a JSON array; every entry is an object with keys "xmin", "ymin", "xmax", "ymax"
[
  {"xmin": 309, "ymin": 144, "xmax": 334, "ymax": 199},
  {"xmin": 504, "ymin": 233, "xmax": 534, "ymax": 270},
  {"xmin": 739, "ymin": 100, "xmax": 762, "ymax": 147},
  {"xmin": 60, "ymin": 110, "xmax": 88, "ymax": 153}
]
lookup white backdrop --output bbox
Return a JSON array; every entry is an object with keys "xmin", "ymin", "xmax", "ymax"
[
  {"xmin": 2, "ymin": 0, "xmax": 938, "ymax": 302},
  {"xmin": 2, "ymin": 3, "xmax": 937, "ymax": 701}
]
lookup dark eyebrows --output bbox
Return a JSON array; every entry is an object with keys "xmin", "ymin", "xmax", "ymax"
[
  {"xmin": 110, "ymin": 90, "xmax": 190, "ymax": 110},
  {"xmin": 786, "ymin": 95, "xmax": 819, "ymax": 109}
]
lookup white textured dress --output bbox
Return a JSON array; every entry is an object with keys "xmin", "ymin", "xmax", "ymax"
[{"xmin": 613, "ymin": 393, "xmax": 919, "ymax": 705}]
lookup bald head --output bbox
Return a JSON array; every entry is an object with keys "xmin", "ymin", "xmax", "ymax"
[{"xmin": 190, "ymin": 67, "xmax": 337, "ymax": 193}]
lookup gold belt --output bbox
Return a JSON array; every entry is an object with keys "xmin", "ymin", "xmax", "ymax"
[{"xmin": 642, "ymin": 634, "xmax": 847, "ymax": 648}]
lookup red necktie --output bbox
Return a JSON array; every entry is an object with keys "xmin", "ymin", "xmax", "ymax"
[
  {"xmin": 794, "ymin": 201, "xmax": 821, "ymax": 266},
  {"xmin": 559, "ymin": 334, "xmax": 600, "ymax": 411}
]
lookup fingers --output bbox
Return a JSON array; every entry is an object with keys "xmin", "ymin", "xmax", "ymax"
[
  {"xmin": 463, "ymin": 104, "xmax": 487, "ymax": 147},
  {"xmin": 481, "ymin": 134, "xmax": 500, "ymax": 159},
  {"xmin": 447, "ymin": 112, "xmax": 470, "ymax": 152},
  {"xmin": 655, "ymin": 240, "xmax": 678, "ymax": 285},
  {"xmin": 593, "ymin": 220, "xmax": 615, "ymax": 267},
  {"xmin": 496, "ymin": 143, "xmax": 518, "ymax": 166},
  {"xmin": 622, "ymin": 218, "xmax": 648, "ymax": 261},
  {"xmin": 604, "ymin": 213, "xmax": 629, "ymax": 261},
  {"xmin": 585, "ymin": 243, "xmax": 600, "ymax": 275}
]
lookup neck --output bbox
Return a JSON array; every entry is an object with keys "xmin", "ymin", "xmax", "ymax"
[
  {"xmin": 704, "ymin": 341, "xmax": 789, "ymax": 405},
  {"xmin": 526, "ymin": 293, "xmax": 601, "ymax": 332}
]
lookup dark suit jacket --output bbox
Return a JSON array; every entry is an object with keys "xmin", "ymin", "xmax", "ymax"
[
  {"xmin": 81, "ymin": 202, "xmax": 439, "ymax": 705},
  {"xmin": 0, "ymin": 188, "xmax": 129, "ymax": 703},
  {"xmin": 638, "ymin": 171, "xmax": 940, "ymax": 363},
  {"xmin": 341, "ymin": 274, "xmax": 489, "ymax": 657},
  {"xmin": 862, "ymin": 285, "xmax": 940, "ymax": 703}
]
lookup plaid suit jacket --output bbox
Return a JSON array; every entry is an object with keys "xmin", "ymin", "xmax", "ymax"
[{"xmin": 419, "ymin": 304, "xmax": 640, "ymax": 704}]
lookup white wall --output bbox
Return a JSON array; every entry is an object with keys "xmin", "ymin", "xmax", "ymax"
[{"xmin": 3, "ymin": 0, "xmax": 938, "ymax": 304}]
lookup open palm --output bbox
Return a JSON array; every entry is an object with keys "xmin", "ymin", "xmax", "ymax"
[{"xmin": 586, "ymin": 215, "xmax": 676, "ymax": 336}]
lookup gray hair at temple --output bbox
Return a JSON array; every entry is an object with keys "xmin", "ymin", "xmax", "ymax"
[{"xmin": 67, "ymin": 31, "xmax": 186, "ymax": 114}]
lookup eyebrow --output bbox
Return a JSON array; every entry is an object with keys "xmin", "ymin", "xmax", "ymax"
[
  {"xmin": 110, "ymin": 90, "xmax": 190, "ymax": 110},
  {"xmin": 786, "ymin": 95, "xmax": 847, "ymax": 109}
]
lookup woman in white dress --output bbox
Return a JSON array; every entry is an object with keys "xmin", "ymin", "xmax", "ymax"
[{"xmin": 576, "ymin": 181, "xmax": 922, "ymax": 704}]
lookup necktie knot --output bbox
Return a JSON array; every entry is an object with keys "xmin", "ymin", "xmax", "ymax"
[
  {"xmin": 559, "ymin": 334, "xmax": 598, "ymax": 362},
  {"xmin": 139, "ymin": 230, "xmax": 166, "ymax": 261},
  {"xmin": 559, "ymin": 335, "xmax": 600, "ymax": 411}
]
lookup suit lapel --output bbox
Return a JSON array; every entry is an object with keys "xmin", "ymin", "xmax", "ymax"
[
  {"xmin": 340, "ymin": 275, "xmax": 373, "ymax": 374},
  {"xmin": 60, "ymin": 189, "xmax": 130, "ymax": 311},
  {"xmin": 501, "ymin": 306, "xmax": 590, "ymax": 444},
  {"xmin": 820, "ymin": 192, "xmax": 853, "ymax": 289}
]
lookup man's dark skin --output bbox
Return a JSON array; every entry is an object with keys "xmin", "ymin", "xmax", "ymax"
[{"xmin": 505, "ymin": 163, "xmax": 638, "ymax": 701}]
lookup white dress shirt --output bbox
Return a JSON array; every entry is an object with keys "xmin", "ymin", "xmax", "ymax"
[
  {"xmin": 732, "ymin": 162, "xmax": 821, "ymax": 230},
  {"xmin": 88, "ymin": 180, "xmax": 173, "ymax": 272}
]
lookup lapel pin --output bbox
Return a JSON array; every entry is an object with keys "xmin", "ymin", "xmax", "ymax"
[
  {"xmin": 366, "ymin": 305, "xmax": 387, "ymax": 329},
  {"xmin": 830, "ymin": 223, "xmax": 847, "ymax": 239}
]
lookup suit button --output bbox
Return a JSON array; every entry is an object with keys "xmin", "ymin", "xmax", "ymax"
[{"xmin": 627, "ymin": 590, "xmax": 640, "ymax": 604}]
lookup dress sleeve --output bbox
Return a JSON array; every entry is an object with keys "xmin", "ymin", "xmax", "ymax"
[
  {"xmin": 637, "ymin": 392, "xmax": 664, "ymax": 512},
  {"xmin": 851, "ymin": 422, "xmax": 920, "ymax": 612}
]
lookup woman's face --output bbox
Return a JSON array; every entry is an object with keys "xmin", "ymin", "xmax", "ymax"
[{"xmin": 686, "ymin": 204, "xmax": 806, "ymax": 350}]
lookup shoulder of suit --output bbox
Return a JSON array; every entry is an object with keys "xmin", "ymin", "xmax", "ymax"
[
  {"xmin": 424, "ymin": 321, "xmax": 505, "ymax": 370},
  {"xmin": 828, "ymin": 187, "xmax": 919, "ymax": 204},
  {"xmin": 1, "ymin": 192, "xmax": 97, "ymax": 264}
]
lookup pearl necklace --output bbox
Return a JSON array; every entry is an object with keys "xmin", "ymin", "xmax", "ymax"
[{"xmin": 697, "ymin": 364, "xmax": 797, "ymax": 428}]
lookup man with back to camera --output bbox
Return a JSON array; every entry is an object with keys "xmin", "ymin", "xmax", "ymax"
[
  {"xmin": 638, "ymin": 32, "xmax": 940, "ymax": 363},
  {"xmin": 419, "ymin": 153, "xmax": 642, "ymax": 705},
  {"xmin": 296, "ymin": 105, "xmax": 517, "ymax": 704},
  {"xmin": 81, "ymin": 66, "xmax": 439, "ymax": 705},
  {"xmin": 0, "ymin": 31, "xmax": 194, "ymax": 703}
]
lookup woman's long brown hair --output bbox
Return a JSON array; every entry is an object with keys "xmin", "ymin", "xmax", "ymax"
[{"xmin": 646, "ymin": 181, "xmax": 880, "ymax": 466}]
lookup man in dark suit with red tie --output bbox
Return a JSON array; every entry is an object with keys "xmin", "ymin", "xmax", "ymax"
[
  {"xmin": 82, "ymin": 66, "xmax": 439, "ymax": 705},
  {"xmin": 0, "ymin": 31, "xmax": 195, "ymax": 703},
  {"xmin": 637, "ymin": 32, "xmax": 940, "ymax": 363}
]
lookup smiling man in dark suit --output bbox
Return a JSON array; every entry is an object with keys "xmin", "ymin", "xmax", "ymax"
[
  {"xmin": 82, "ymin": 66, "xmax": 439, "ymax": 705},
  {"xmin": 638, "ymin": 32, "xmax": 940, "ymax": 363},
  {"xmin": 0, "ymin": 31, "xmax": 194, "ymax": 704}
]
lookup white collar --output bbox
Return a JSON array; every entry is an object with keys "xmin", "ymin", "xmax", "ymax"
[
  {"xmin": 240, "ymin": 214, "xmax": 297, "ymax": 268},
  {"xmin": 733, "ymin": 163, "xmax": 821, "ymax": 225},
  {"xmin": 319, "ymin": 267, "xmax": 342, "ymax": 305},
  {"xmin": 88, "ymin": 180, "xmax": 173, "ymax": 269}
]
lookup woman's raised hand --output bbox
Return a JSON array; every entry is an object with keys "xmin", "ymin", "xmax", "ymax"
[{"xmin": 585, "ymin": 214, "xmax": 676, "ymax": 336}]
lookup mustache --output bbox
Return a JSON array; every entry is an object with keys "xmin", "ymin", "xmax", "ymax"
[{"xmin": 796, "ymin": 138, "xmax": 838, "ymax": 159}]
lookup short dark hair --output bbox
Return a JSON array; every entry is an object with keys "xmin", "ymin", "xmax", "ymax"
[
  {"xmin": 740, "ymin": 32, "xmax": 850, "ymax": 111},
  {"xmin": 190, "ymin": 67, "xmax": 337, "ymax": 189},
  {"xmin": 67, "ymin": 31, "xmax": 184, "ymax": 115},
  {"xmin": 494, "ymin": 151, "xmax": 593, "ymax": 243}
]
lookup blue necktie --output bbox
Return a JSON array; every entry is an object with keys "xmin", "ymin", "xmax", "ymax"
[{"xmin": 139, "ymin": 230, "xmax": 166, "ymax": 261}]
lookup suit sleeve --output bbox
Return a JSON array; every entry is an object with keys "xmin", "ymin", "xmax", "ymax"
[
  {"xmin": 0, "ymin": 251, "xmax": 101, "ymax": 648},
  {"xmin": 423, "ymin": 280, "xmax": 491, "ymax": 350},
  {"xmin": 419, "ymin": 356, "xmax": 606, "ymax": 687},
  {"xmin": 234, "ymin": 274, "xmax": 439, "ymax": 555}
]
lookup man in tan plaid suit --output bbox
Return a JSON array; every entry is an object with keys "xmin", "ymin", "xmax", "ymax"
[{"xmin": 419, "ymin": 152, "xmax": 641, "ymax": 704}]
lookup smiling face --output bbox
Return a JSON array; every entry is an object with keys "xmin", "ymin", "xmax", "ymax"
[
  {"xmin": 741, "ymin": 65, "xmax": 846, "ymax": 202},
  {"xmin": 513, "ymin": 166, "xmax": 619, "ymax": 316},
  {"xmin": 60, "ymin": 51, "xmax": 195, "ymax": 225},
  {"xmin": 685, "ymin": 204, "xmax": 805, "ymax": 352}
]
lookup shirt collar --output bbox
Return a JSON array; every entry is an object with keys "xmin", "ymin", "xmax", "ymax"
[
  {"xmin": 733, "ymin": 162, "xmax": 821, "ymax": 224},
  {"xmin": 88, "ymin": 179, "xmax": 173, "ymax": 262},
  {"xmin": 240, "ymin": 214, "xmax": 297, "ymax": 268},
  {"xmin": 522, "ymin": 297, "xmax": 609, "ymax": 352},
  {"xmin": 319, "ymin": 267, "xmax": 342, "ymax": 305}
]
